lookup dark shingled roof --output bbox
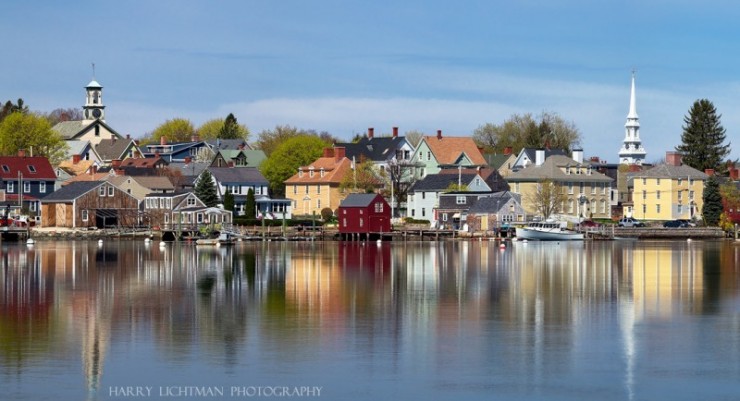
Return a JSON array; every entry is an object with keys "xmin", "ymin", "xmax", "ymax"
[
  {"xmin": 410, "ymin": 174, "xmax": 478, "ymax": 191},
  {"xmin": 336, "ymin": 136, "xmax": 407, "ymax": 162},
  {"xmin": 339, "ymin": 193, "xmax": 381, "ymax": 207},
  {"xmin": 41, "ymin": 181, "xmax": 103, "ymax": 202},
  {"xmin": 468, "ymin": 192, "xmax": 520, "ymax": 214},
  {"xmin": 207, "ymin": 167, "xmax": 268, "ymax": 184}
]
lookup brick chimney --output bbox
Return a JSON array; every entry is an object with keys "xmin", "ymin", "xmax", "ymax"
[
  {"xmin": 115, "ymin": 168, "xmax": 125, "ymax": 176},
  {"xmin": 504, "ymin": 146, "xmax": 512, "ymax": 155},
  {"xmin": 18, "ymin": 149, "xmax": 25, "ymax": 158},
  {"xmin": 72, "ymin": 154, "xmax": 81, "ymax": 164},
  {"xmin": 323, "ymin": 147, "xmax": 333, "ymax": 158},
  {"xmin": 237, "ymin": 143, "xmax": 244, "ymax": 150},
  {"xmin": 191, "ymin": 134, "xmax": 200, "ymax": 142},
  {"xmin": 666, "ymin": 151, "xmax": 682, "ymax": 166},
  {"xmin": 160, "ymin": 136, "xmax": 167, "ymax": 145},
  {"xmin": 437, "ymin": 130, "xmax": 442, "ymax": 140},
  {"xmin": 90, "ymin": 165, "xmax": 97, "ymax": 175},
  {"xmin": 705, "ymin": 169, "xmax": 715, "ymax": 176},
  {"xmin": 126, "ymin": 134, "xmax": 131, "ymax": 139},
  {"xmin": 392, "ymin": 127, "xmax": 398, "ymax": 138},
  {"xmin": 228, "ymin": 161, "xmax": 234, "ymax": 167},
  {"xmin": 368, "ymin": 127, "xmax": 374, "ymax": 139},
  {"xmin": 112, "ymin": 159, "xmax": 122, "ymax": 169},
  {"xmin": 334, "ymin": 146, "xmax": 346, "ymax": 162},
  {"xmin": 730, "ymin": 167, "xmax": 740, "ymax": 181}
]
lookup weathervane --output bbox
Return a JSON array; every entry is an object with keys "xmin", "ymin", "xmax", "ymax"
[{"xmin": 92, "ymin": 62, "xmax": 96, "ymax": 79}]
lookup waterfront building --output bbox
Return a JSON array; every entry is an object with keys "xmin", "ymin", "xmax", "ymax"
[
  {"xmin": 40, "ymin": 181, "xmax": 139, "ymax": 228},
  {"xmin": 336, "ymin": 127, "xmax": 415, "ymax": 172},
  {"xmin": 284, "ymin": 147, "xmax": 352, "ymax": 217},
  {"xmin": 466, "ymin": 191, "xmax": 526, "ymax": 233},
  {"xmin": 0, "ymin": 151, "xmax": 56, "ymax": 216},
  {"xmin": 143, "ymin": 191, "xmax": 232, "ymax": 229},
  {"xmin": 410, "ymin": 130, "xmax": 487, "ymax": 179},
  {"xmin": 618, "ymin": 72, "xmax": 647, "ymax": 165},
  {"xmin": 338, "ymin": 193, "xmax": 391, "ymax": 237}
]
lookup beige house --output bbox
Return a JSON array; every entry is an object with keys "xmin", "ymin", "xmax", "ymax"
[
  {"xmin": 506, "ymin": 151, "xmax": 613, "ymax": 221},
  {"xmin": 284, "ymin": 147, "xmax": 353, "ymax": 216},
  {"xmin": 108, "ymin": 175, "xmax": 175, "ymax": 202}
]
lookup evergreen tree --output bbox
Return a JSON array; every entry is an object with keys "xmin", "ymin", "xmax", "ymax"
[
  {"xmin": 223, "ymin": 188, "xmax": 235, "ymax": 213},
  {"xmin": 676, "ymin": 99, "xmax": 731, "ymax": 173},
  {"xmin": 195, "ymin": 169, "xmax": 219, "ymax": 207},
  {"xmin": 702, "ymin": 175, "xmax": 723, "ymax": 226},
  {"xmin": 245, "ymin": 188, "xmax": 256, "ymax": 219},
  {"xmin": 219, "ymin": 113, "xmax": 241, "ymax": 139}
]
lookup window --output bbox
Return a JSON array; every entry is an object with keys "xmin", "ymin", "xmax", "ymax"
[
  {"xmin": 360, "ymin": 218, "xmax": 364, "ymax": 227},
  {"xmin": 305, "ymin": 185, "xmax": 309, "ymax": 194},
  {"xmin": 317, "ymin": 185, "xmax": 320, "ymax": 194},
  {"xmin": 678, "ymin": 178, "xmax": 683, "ymax": 186},
  {"xmin": 642, "ymin": 204, "xmax": 646, "ymax": 214},
  {"xmin": 442, "ymin": 213, "xmax": 448, "ymax": 221},
  {"xmin": 294, "ymin": 185, "xmax": 297, "ymax": 194},
  {"xmin": 309, "ymin": 169, "xmax": 314, "ymax": 178},
  {"xmin": 99, "ymin": 186, "xmax": 105, "ymax": 197},
  {"xmin": 343, "ymin": 218, "xmax": 347, "ymax": 227},
  {"xmin": 411, "ymin": 209, "xmax": 415, "ymax": 217},
  {"xmin": 422, "ymin": 192, "xmax": 426, "ymax": 200},
  {"xmin": 568, "ymin": 199, "xmax": 574, "ymax": 213},
  {"xmin": 187, "ymin": 197, "xmax": 196, "ymax": 206},
  {"xmin": 657, "ymin": 204, "xmax": 661, "ymax": 213},
  {"xmin": 426, "ymin": 151, "xmax": 431, "ymax": 161},
  {"xmin": 164, "ymin": 214, "xmax": 169, "ymax": 223},
  {"xmin": 375, "ymin": 202, "xmax": 383, "ymax": 213},
  {"xmin": 197, "ymin": 213, "xmax": 204, "ymax": 223},
  {"xmin": 579, "ymin": 182, "xmax": 584, "ymax": 194},
  {"xmin": 108, "ymin": 186, "xmax": 114, "ymax": 196},
  {"xmin": 642, "ymin": 190, "xmax": 646, "ymax": 200},
  {"xmin": 678, "ymin": 190, "xmax": 683, "ymax": 201},
  {"xmin": 656, "ymin": 178, "xmax": 661, "ymax": 185},
  {"xmin": 566, "ymin": 166, "xmax": 571, "ymax": 175},
  {"xmin": 568, "ymin": 182, "xmax": 573, "ymax": 194},
  {"xmin": 515, "ymin": 183, "xmax": 520, "ymax": 193},
  {"xmin": 456, "ymin": 196, "xmax": 466, "ymax": 205},
  {"xmin": 642, "ymin": 178, "xmax": 646, "ymax": 185},
  {"xmin": 600, "ymin": 199, "xmax": 606, "ymax": 214},
  {"xmin": 317, "ymin": 199, "xmax": 321, "ymax": 209},
  {"xmin": 30, "ymin": 202, "xmax": 36, "ymax": 212},
  {"xmin": 689, "ymin": 190, "xmax": 694, "ymax": 200},
  {"xmin": 688, "ymin": 178, "xmax": 693, "ymax": 186},
  {"xmin": 591, "ymin": 183, "xmax": 595, "ymax": 194},
  {"xmin": 81, "ymin": 210, "xmax": 88, "ymax": 221},
  {"xmin": 678, "ymin": 204, "xmax": 683, "ymax": 214},
  {"xmin": 656, "ymin": 190, "xmax": 661, "ymax": 200},
  {"xmin": 5, "ymin": 182, "xmax": 12, "ymax": 193},
  {"xmin": 421, "ymin": 208, "xmax": 426, "ymax": 217},
  {"xmin": 602, "ymin": 182, "xmax": 606, "ymax": 195},
  {"xmin": 1, "ymin": 165, "xmax": 8, "ymax": 173},
  {"xmin": 28, "ymin": 165, "xmax": 36, "ymax": 173},
  {"xmin": 94, "ymin": 125, "xmax": 100, "ymax": 136},
  {"xmin": 475, "ymin": 178, "xmax": 481, "ymax": 186}
]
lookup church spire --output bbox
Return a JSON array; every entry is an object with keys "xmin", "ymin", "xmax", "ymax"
[{"xmin": 618, "ymin": 71, "xmax": 646, "ymax": 165}]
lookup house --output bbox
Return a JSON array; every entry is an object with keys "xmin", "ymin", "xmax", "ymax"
[
  {"xmin": 51, "ymin": 78, "xmax": 126, "ymax": 146},
  {"xmin": 167, "ymin": 157, "xmax": 210, "ymax": 191},
  {"xmin": 484, "ymin": 146, "xmax": 517, "ymax": 177},
  {"xmin": 435, "ymin": 192, "xmax": 484, "ymax": 229},
  {"xmin": 108, "ymin": 175, "xmax": 175, "ymax": 203},
  {"xmin": 410, "ymin": 130, "xmax": 487, "ymax": 178},
  {"xmin": 204, "ymin": 167, "xmax": 270, "ymax": 216},
  {"xmin": 467, "ymin": 191, "xmax": 526, "ymax": 234},
  {"xmin": 211, "ymin": 149, "xmax": 267, "ymax": 168},
  {"xmin": 0, "ymin": 152, "xmax": 57, "ymax": 216},
  {"xmin": 142, "ymin": 136, "xmax": 210, "ymax": 163},
  {"xmin": 57, "ymin": 154, "xmax": 97, "ymax": 182},
  {"xmin": 626, "ymin": 151, "xmax": 707, "ymax": 221},
  {"xmin": 64, "ymin": 140, "xmax": 101, "ymax": 165},
  {"xmin": 93, "ymin": 137, "xmax": 143, "ymax": 166},
  {"xmin": 142, "ymin": 191, "xmax": 231, "ymax": 230},
  {"xmin": 40, "ymin": 181, "xmax": 139, "ymax": 228},
  {"xmin": 284, "ymin": 147, "xmax": 353, "ymax": 217},
  {"xmin": 506, "ymin": 150, "xmax": 613, "ymax": 221},
  {"xmin": 337, "ymin": 127, "xmax": 415, "ymax": 171},
  {"xmin": 407, "ymin": 170, "xmax": 504, "ymax": 222},
  {"xmin": 338, "ymin": 193, "xmax": 391, "ymax": 239},
  {"xmin": 509, "ymin": 147, "xmax": 569, "ymax": 172}
]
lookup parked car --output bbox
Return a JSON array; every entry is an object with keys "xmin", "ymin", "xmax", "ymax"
[
  {"xmin": 618, "ymin": 217, "xmax": 645, "ymax": 227},
  {"xmin": 663, "ymin": 219, "xmax": 691, "ymax": 228}
]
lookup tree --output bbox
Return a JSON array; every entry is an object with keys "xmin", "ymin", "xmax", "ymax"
[
  {"xmin": 141, "ymin": 118, "xmax": 195, "ymax": 145},
  {"xmin": 405, "ymin": 130, "xmax": 424, "ymax": 148},
  {"xmin": 718, "ymin": 182, "xmax": 740, "ymax": 230},
  {"xmin": 245, "ymin": 188, "xmax": 256, "ymax": 219},
  {"xmin": 702, "ymin": 175, "xmax": 723, "ymax": 226},
  {"xmin": 0, "ymin": 99, "xmax": 29, "ymax": 123},
  {"xmin": 676, "ymin": 99, "xmax": 731, "ymax": 173},
  {"xmin": 524, "ymin": 179, "xmax": 567, "ymax": 220},
  {"xmin": 383, "ymin": 159, "xmax": 420, "ymax": 217},
  {"xmin": 195, "ymin": 169, "xmax": 219, "ymax": 207},
  {"xmin": 0, "ymin": 112, "xmax": 69, "ymax": 165},
  {"xmin": 44, "ymin": 108, "xmax": 83, "ymax": 126},
  {"xmin": 223, "ymin": 188, "xmax": 235, "ymax": 213},
  {"xmin": 473, "ymin": 112, "xmax": 581, "ymax": 154},
  {"xmin": 219, "ymin": 113, "xmax": 249, "ymax": 140},
  {"xmin": 197, "ymin": 117, "xmax": 250, "ymax": 141},
  {"xmin": 260, "ymin": 135, "xmax": 329, "ymax": 197},
  {"xmin": 339, "ymin": 158, "xmax": 380, "ymax": 194}
]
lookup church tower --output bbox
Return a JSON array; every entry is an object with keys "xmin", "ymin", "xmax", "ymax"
[
  {"xmin": 618, "ymin": 72, "xmax": 646, "ymax": 165},
  {"xmin": 82, "ymin": 74, "xmax": 105, "ymax": 125}
]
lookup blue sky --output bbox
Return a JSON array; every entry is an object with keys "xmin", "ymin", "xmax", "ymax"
[{"xmin": 3, "ymin": 0, "xmax": 740, "ymax": 162}]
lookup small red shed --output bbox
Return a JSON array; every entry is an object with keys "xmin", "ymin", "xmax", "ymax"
[{"xmin": 338, "ymin": 193, "xmax": 391, "ymax": 239}]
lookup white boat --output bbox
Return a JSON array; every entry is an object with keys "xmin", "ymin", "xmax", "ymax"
[
  {"xmin": 515, "ymin": 221, "xmax": 584, "ymax": 241},
  {"xmin": 196, "ymin": 232, "xmax": 236, "ymax": 246}
]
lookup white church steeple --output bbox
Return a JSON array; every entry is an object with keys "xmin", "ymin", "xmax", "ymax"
[
  {"xmin": 619, "ymin": 71, "xmax": 646, "ymax": 165},
  {"xmin": 82, "ymin": 63, "xmax": 105, "ymax": 125}
]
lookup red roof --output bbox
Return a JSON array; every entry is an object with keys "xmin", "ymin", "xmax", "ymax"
[{"xmin": 0, "ymin": 156, "xmax": 56, "ymax": 180}]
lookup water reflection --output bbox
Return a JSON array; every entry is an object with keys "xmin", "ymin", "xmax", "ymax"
[{"xmin": 1, "ymin": 240, "xmax": 739, "ymax": 400}]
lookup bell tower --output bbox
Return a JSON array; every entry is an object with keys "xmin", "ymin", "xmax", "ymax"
[
  {"xmin": 618, "ymin": 71, "xmax": 646, "ymax": 165},
  {"xmin": 82, "ymin": 63, "xmax": 105, "ymax": 125}
]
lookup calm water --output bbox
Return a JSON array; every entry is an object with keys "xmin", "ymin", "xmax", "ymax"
[{"xmin": 1, "ymin": 239, "xmax": 739, "ymax": 401}]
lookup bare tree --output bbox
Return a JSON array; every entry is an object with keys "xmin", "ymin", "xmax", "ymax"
[
  {"xmin": 383, "ymin": 158, "xmax": 421, "ymax": 217},
  {"xmin": 524, "ymin": 179, "xmax": 567, "ymax": 220},
  {"xmin": 404, "ymin": 130, "xmax": 424, "ymax": 148}
]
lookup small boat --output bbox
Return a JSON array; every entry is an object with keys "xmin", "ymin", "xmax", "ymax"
[
  {"xmin": 515, "ymin": 220, "xmax": 584, "ymax": 241},
  {"xmin": 196, "ymin": 232, "xmax": 236, "ymax": 246}
]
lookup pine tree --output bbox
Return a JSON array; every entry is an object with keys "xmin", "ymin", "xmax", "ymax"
[
  {"xmin": 702, "ymin": 175, "xmax": 723, "ymax": 226},
  {"xmin": 676, "ymin": 99, "xmax": 731, "ymax": 173},
  {"xmin": 219, "ymin": 113, "xmax": 241, "ymax": 139},
  {"xmin": 223, "ymin": 188, "xmax": 235, "ymax": 213},
  {"xmin": 245, "ymin": 188, "xmax": 256, "ymax": 219},
  {"xmin": 195, "ymin": 169, "xmax": 219, "ymax": 207}
]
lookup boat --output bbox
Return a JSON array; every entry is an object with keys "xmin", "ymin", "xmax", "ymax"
[
  {"xmin": 515, "ymin": 220, "xmax": 584, "ymax": 241},
  {"xmin": 196, "ymin": 232, "xmax": 236, "ymax": 246}
]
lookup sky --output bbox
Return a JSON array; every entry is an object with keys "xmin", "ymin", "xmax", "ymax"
[{"xmin": 3, "ymin": 0, "xmax": 740, "ymax": 163}]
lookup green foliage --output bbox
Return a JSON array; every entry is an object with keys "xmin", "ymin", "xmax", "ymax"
[
  {"xmin": 195, "ymin": 169, "xmax": 219, "ymax": 207},
  {"xmin": 445, "ymin": 183, "xmax": 469, "ymax": 192},
  {"xmin": 260, "ymin": 135, "xmax": 329, "ymax": 197},
  {"xmin": 0, "ymin": 112, "xmax": 69, "ymax": 165},
  {"xmin": 0, "ymin": 99, "xmax": 29, "ymax": 123},
  {"xmin": 702, "ymin": 175, "xmax": 723, "ymax": 226},
  {"xmin": 219, "ymin": 113, "xmax": 249, "ymax": 140},
  {"xmin": 223, "ymin": 189, "xmax": 235, "ymax": 212},
  {"xmin": 245, "ymin": 188, "xmax": 256, "ymax": 219},
  {"xmin": 197, "ymin": 117, "xmax": 250, "ymax": 141},
  {"xmin": 339, "ymin": 158, "xmax": 379, "ymax": 194},
  {"xmin": 676, "ymin": 99, "xmax": 731, "ymax": 173},
  {"xmin": 473, "ymin": 112, "xmax": 581, "ymax": 154},
  {"xmin": 404, "ymin": 217, "xmax": 431, "ymax": 225},
  {"xmin": 320, "ymin": 207, "xmax": 334, "ymax": 222},
  {"xmin": 255, "ymin": 125, "xmax": 309, "ymax": 156},
  {"xmin": 142, "ymin": 118, "xmax": 195, "ymax": 145}
]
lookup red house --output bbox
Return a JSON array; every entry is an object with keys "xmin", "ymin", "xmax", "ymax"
[{"xmin": 338, "ymin": 193, "xmax": 391, "ymax": 240}]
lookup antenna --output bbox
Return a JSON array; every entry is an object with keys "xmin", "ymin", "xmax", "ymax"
[{"xmin": 92, "ymin": 62, "xmax": 96, "ymax": 79}]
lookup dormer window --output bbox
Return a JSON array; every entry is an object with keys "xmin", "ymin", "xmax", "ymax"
[
  {"xmin": 320, "ymin": 168, "xmax": 325, "ymax": 177},
  {"xmin": 28, "ymin": 165, "xmax": 36, "ymax": 173},
  {"xmin": 309, "ymin": 167, "xmax": 314, "ymax": 178},
  {"xmin": 565, "ymin": 166, "xmax": 571, "ymax": 175},
  {"xmin": 298, "ymin": 169, "xmax": 303, "ymax": 178},
  {"xmin": 1, "ymin": 165, "xmax": 8, "ymax": 173}
]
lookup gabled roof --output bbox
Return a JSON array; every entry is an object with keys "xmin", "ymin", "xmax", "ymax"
[
  {"xmin": 627, "ymin": 163, "xmax": 708, "ymax": 180},
  {"xmin": 95, "ymin": 139, "xmax": 136, "ymax": 161},
  {"xmin": 410, "ymin": 173, "xmax": 479, "ymax": 191},
  {"xmin": 339, "ymin": 193, "xmax": 383, "ymax": 208},
  {"xmin": 52, "ymin": 119, "xmax": 124, "ymax": 140},
  {"xmin": 119, "ymin": 156, "xmax": 167, "ymax": 168},
  {"xmin": 337, "ymin": 136, "xmax": 408, "ymax": 162},
  {"xmin": 205, "ymin": 139, "xmax": 251, "ymax": 151},
  {"xmin": 65, "ymin": 140, "xmax": 91, "ymax": 156},
  {"xmin": 468, "ymin": 191, "xmax": 521, "ymax": 214},
  {"xmin": 422, "ymin": 135, "xmax": 487, "ymax": 165},
  {"xmin": 58, "ymin": 159, "xmax": 95, "ymax": 176},
  {"xmin": 216, "ymin": 149, "xmax": 267, "ymax": 167},
  {"xmin": 41, "ymin": 181, "xmax": 103, "ymax": 202},
  {"xmin": 0, "ymin": 156, "xmax": 56, "ymax": 180},
  {"xmin": 208, "ymin": 167, "xmax": 268, "ymax": 184},
  {"xmin": 507, "ymin": 155, "xmax": 613, "ymax": 183},
  {"xmin": 109, "ymin": 175, "xmax": 175, "ymax": 192},
  {"xmin": 484, "ymin": 153, "xmax": 514, "ymax": 170},
  {"xmin": 438, "ymin": 167, "xmax": 510, "ymax": 192},
  {"xmin": 284, "ymin": 157, "xmax": 352, "ymax": 185}
]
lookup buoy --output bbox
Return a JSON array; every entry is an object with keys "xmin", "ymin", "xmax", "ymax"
[
  {"xmin": 98, "ymin": 239, "xmax": 103, "ymax": 245},
  {"xmin": 377, "ymin": 239, "xmax": 382, "ymax": 245},
  {"xmin": 26, "ymin": 238, "xmax": 35, "ymax": 245},
  {"xmin": 499, "ymin": 243, "xmax": 506, "ymax": 249},
  {"xmin": 159, "ymin": 241, "xmax": 166, "ymax": 247},
  {"xmin": 687, "ymin": 238, "xmax": 692, "ymax": 242},
  {"xmin": 144, "ymin": 238, "xmax": 151, "ymax": 244}
]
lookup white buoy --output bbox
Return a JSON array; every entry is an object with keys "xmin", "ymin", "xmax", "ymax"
[
  {"xmin": 522, "ymin": 239, "xmax": 528, "ymax": 244},
  {"xmin": 499, "ymin": 243, "xmax": 506, "ymax": 250},
  {"xmin": 377, "ymin": 239, "xmax": 382, "ymax": 245},
  {"xmin": 687, "ymin": 238, "xmax": 692, "ymax": 242},
  {"xmin": 159, "ymin": 241, "xmax": 166, "ymax": 247},
  {"xmin": 26, "ymin": 238, "xmax": 35, "ymax": 245},
  {"xmin": 144, "ymin": 238, "xmax": 151, "ymax": 244},
  {"xmin": 98, "ymin": 239, "xmax": 103, "ymax": 245}
]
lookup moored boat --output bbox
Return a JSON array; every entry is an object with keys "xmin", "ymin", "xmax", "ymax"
[
  {"xmin": 515, "ymin": 221, "xmax": 584, "ymax": 241},
  {"xmin": 196, "ymin": 232, "xmax": 236, "ymax": 246}
]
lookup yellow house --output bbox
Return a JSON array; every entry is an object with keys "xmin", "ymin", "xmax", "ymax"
[
  {"xmin": 507, "ymin": 152, "xmax": 613, "ymax": 220},
  {"xmin": 284, "ymin": 147, "xmax": 352, "ymax": 216},
  {"xmin": 628, "ymin": 152, "xmax": 707, "ymax": 221}
]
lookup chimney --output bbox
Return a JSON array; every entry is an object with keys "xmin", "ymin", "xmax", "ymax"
[
  {"xmin": 437, "ymin": 129, "xmax": 442, "ymax": 140},
  {"xmin": 392, "ymin": 127, "xmax": 398, "ymax": 138},
  {"xmin": 228, "ymin": 161, "xmax": 234, "ymax": 167},
  {"xmin": 334, "ymin": 146, "xmax": 346, "ymax": 162},
  {"xmin": 590, "ymin": 156, "xmax": 600, "ymax": 163},
  {"xmin": 160, "ymin": 136, "xmax": 167, "ymax": 145},
  {"xmin": 126, "ymin": 134, "xmax": 131, "ymax": 139},
  {"xmin": 72, "ymin": 154, "xmax": 81, "ymax": 164},
  {"xmin": 535, "ymin": 149, "xmax": 545, "ymax": 166},
  {"xmin": 666, "ymin": 151, "xmax": 682, "ymax": 166},
  {"xmin": 572, "ymin": 148, "xmax": 583, "ymax": 164},
  {"xmin": 730, "ymin": 167, "xmax": 739, "ymax": 181},
  {"xmin": 112, "ymin": 159, "xmax": 122, "ymax": 169},
  {"xmin": 368, "ymin": 127, "xmax": 374, "ymax": 139},
  {"xmin": 705, "ymin": 169, "xmax": 715, "ymax": 176},
  {"xmin": 503, "ymin": 146, "xmax": 512, "ymax": 156},
  {"xmin": 191, "ymin": 134, "xmax": 200, "ymax": 142},
  {"xmin": 237, "ymin": 143, "xmax": 244, "ymax": 150},
  {"xmin": 184, "ymin": 156, "xmax": 192, "ymax": 164},
  {"xmin": 115, "ymin": 168, "xmax": 125, "ymax": 176},
  {"xmin": 155, "ymin": 150, "xmax": 160, "ymax": 157},
  {"xmin": 18, "ymin": 149, "xmax": 25, "ymax": 158},
  {"xmin": 323, "ymin": 147, "xmax": 333, "ymax": 158},
  {"xmin": 90, "ymin": 165, "xmax": 97, "ymax": 175},
  {"xmin": 111, "ymin": 135, "xmax": 116, "ymax": 143},
  {"xmin": 544, "ymin": 140, "xmax": 551, "ymax": 150}
]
